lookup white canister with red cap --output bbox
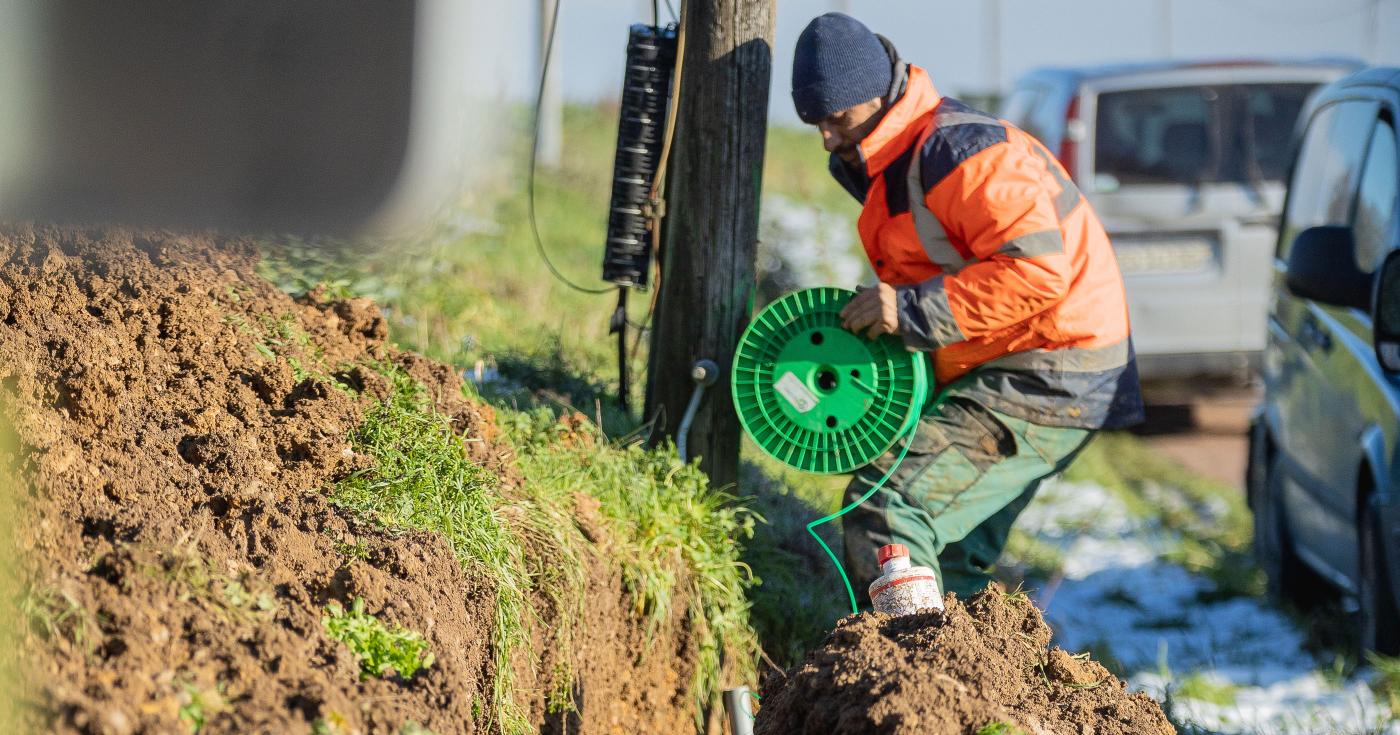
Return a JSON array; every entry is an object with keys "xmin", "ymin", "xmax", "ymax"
[{"xmin": 868, "ymin": 543, "xmax": 943, "ymax": 616}]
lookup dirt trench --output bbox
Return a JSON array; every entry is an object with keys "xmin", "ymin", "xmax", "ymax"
[{"xmin": 0, "ymin": 224, "xmax": 702, "ymax": 734}]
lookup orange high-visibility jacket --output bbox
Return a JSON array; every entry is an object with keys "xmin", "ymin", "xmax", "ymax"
[{"xmin": 832, "ymin": 64, "xmax": 1142, "ymax": 428}]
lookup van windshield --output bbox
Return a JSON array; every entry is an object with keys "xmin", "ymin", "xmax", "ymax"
[{"xmin": 1094, "ymin": 83, "xmax": 1316, "ymax": 186}]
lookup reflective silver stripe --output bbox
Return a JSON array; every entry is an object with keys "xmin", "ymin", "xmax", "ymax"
[
  {"xmin": 984, "ymin": 339, "xmax": 1131, "ymax": 373},
  {"xmin": 1030, "ymin": 145, "xmax": 1082, "ymax": 219},
  {"xmin": 895, "ymin": 276, "xmax": 966, "ymax": 350},
  {"xmin": 995, "ymin": 229, "xmax": 1064, "ymax": 259},
  {"xmin": 933, "ymin": 110, "xmax": 1000, "ymax": 128},
  {"xmin": 905, "ymin": 136, "xmax": 971, "ymax": 275}
]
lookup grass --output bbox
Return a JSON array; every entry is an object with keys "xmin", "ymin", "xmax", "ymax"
[
  {"xmin": 328, "ymin": 363, "xmax": 536, "ymax": 731},
  {"xmin": 736, "ymin": 449, "xmax": 850, "ymax": 667},
  {"xmin": 19, "ymin": 585, "xmax": 99, "ymax": 659},
  {"xmin": 1064, "ymin": 431, "xmax": 1262, "ymax": 598},
  {"xmin": 257, "ymin": 103, "xmax": 642, "ymax": 425},
  {"xmin": 1173, "ymin": 671, "xmax": 1240, "ymax": 707},
  {"xmin": 761, "ymin": 124, "xmax": 854, "ymax": 214},
  {"xmin": 1367, "ymin": 652, "xmax": 1400, "ymax": 716},
  {"xmin": 253, "ymin": 103, "xmax": 835, "ymax": 722},
  {"xmin": 322, "ymin": 597, "xmax": 435, "ymax": 680},
  {"xmin": 502, "ymin": 407, "xmax": 759, "ymax": 726},
  {"xmin": 320, "ymin": 356, "xmax": 758, "ymax": 729},
  {"xmin": 0, "ymin": 414, "xmax": 19, "ymax": 733}
]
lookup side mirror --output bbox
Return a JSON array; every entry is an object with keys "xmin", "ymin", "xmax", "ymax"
[
  {"xmin": 1285, "ymin": 226, "xmax": 1372, "ymax": 311},
  {"xmin": 1374, "ymin": 250, "xmax": 1400, "ymax": 372}
]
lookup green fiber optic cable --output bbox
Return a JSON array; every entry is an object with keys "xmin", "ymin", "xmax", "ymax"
[
  {"xmin": 804, "ymin": 385, "xmax": 946, "ymax": 615},
  {"xmin": 805, "ymin": 432, "xmax": 913, "ymax": 615}
]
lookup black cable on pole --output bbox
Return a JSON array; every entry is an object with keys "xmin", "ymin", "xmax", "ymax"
[
  {"xmin": 530, "ymin": 0, "xmax": 617, "ymax": 296},
  {"xmin": 610, "ymin": 289, "xmax": 631, "ymax": 415}
]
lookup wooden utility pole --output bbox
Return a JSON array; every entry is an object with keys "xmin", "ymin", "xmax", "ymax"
[{"xmin": 645, "ymin": 0, "xmax": 774, "ymax": 491}]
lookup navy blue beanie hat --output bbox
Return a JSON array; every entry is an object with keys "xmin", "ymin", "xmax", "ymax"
[{"xmin": 792, "ymin": 13, "xmax": 892, "ymax": 124}]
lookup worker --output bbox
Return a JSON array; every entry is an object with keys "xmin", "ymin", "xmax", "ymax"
[{"xmin": 790, "ymin": 13, "xmax": 1144, "ymax": 600}]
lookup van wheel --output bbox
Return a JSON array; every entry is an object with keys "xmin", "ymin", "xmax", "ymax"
[
  {"xmin": 1254, "ymin": 454, "xmax": 1325, "ymax": 606},
  {"xmin": 1358, "ymin": 502, "xmax": 1400, "ymax": 655}
]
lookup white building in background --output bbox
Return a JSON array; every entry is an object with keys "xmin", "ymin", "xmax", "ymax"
[{"xmin": 548, "ymin": 0, "xmax": 1400, "ymax": 125}]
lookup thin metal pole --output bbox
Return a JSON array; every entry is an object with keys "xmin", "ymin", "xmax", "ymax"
[
  {"xmin": 536, "ymin": 0, "xmax": 563, "ymax": 167},
  {"xmin": 723, "ymin": 687, "xmax": 754, "ymax": 735}
]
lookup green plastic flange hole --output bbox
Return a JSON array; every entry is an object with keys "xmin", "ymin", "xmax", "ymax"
[{"xmin": 732, "ymin": 287, "xmax": 930, "ymax": 474}]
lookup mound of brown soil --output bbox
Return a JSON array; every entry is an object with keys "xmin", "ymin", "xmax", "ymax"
[
  {"xmin": 0, "ymin": 224, "xmax": 702, "ymax": 734},
  {"xmin": 755, "ymin": 585, "xmax": 1173, "ymax": 735}
]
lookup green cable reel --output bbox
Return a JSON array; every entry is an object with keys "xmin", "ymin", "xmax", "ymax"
[{"xmin": 732, "ymin": 287, "xmax": 931, "ymax": 475}]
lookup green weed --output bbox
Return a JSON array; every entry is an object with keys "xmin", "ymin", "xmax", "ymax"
[
  {"xmin": 322, "ymin": 597, "xmax": 435, "ymax": 679},
  {"xmin": 975, "ymin": 722, "xmax": 1027, "ymax": 735},
  {"xmin": 177, "ymin": 679, "xmax": 227, "ymax": 733},
  {"xmin": 1001, "ymin": 582, "xmax": 1031, "ymax": 605},
  {"xmin": 331, "ymin": 536, "xmax": 371, "ymax": 563}
]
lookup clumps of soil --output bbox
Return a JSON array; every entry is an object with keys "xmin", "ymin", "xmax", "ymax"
[
  {"xmin": 756, "ymin": 585, "xmax": 1173, "ymax": 735},
  {"xmin": 0, "ymin": 224, "xmax": 701, "ymax": 734}
]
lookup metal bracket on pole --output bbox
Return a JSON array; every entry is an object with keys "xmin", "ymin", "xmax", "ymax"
[{"xmin": 677, "ymin": 359, "xmax": 718, "ymax": 463}]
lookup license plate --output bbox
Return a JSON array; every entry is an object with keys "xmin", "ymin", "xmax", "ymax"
[{"xmin": 1112, "ymin": 235, "xmax": 1216, "ymax": 275}]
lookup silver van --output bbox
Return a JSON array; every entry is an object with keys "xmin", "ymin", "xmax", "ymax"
[{"xmin": 1002, "ymin": 60, "xmax": 1358, "ymax": 383}]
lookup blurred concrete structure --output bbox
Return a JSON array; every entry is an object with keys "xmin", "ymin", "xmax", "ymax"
[{"xmin": 0, "ymin": 1, "xmax": 522, "ymax": 235}]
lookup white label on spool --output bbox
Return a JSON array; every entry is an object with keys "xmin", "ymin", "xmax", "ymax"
[{"xmin": 774, "ymin": 371, "xmax": 818, "ymax": 414}]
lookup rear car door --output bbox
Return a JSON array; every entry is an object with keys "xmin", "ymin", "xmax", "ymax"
[{"xmin": 1270, "ymin": 99, "xmax": 1382, "ymax": 580}]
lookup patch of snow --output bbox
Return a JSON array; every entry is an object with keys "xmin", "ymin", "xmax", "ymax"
[
  {"xmin": 1135, "ymin": 670, "xmax": 1400, "ymax": 735},
  {"xmin": 757, "ymin": 194, "xmax": 867, "ymax": 294},
  {"xmin": 1018, "ymin": 477, "xmax": 1398, "ymax": 734}
]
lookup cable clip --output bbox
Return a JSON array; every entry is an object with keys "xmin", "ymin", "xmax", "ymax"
[{"xmin": 642, "ymin": 197, "xmax": 667, "ymax": 226}]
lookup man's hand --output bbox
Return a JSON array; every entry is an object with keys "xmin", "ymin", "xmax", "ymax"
[{"xmin": 840, "ymin": 283, "xmax": 900, "ymax": 339}]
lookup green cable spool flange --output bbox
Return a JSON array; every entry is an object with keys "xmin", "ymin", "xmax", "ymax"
[{"xmin": 733, "ymin": 287, "xmax": 931, "ymax": 475}]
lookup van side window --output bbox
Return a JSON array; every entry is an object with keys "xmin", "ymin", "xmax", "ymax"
[
  {"xmin": 1354, "ymin": 118, "xmax": 1398, "ymax": 273},
  {"xmin": 1279, "ymin": 101, "xmax": 1379, "ymax": 260}
]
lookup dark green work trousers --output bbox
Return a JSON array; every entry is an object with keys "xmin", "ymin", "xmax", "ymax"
[{"xmin": 842, "ymin": 394, "xmax": 1092, "ymax": 601}]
